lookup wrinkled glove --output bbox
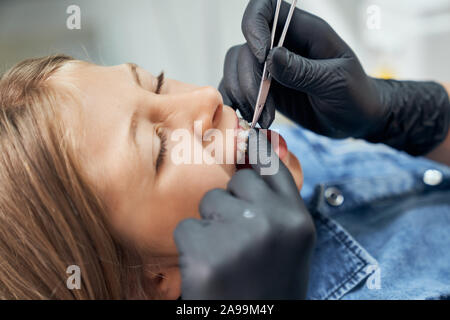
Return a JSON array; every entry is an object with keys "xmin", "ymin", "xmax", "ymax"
[
  {"xmin": 174, "ymin": 130, "xmax": 316, "ymax": 300},
  {"xmin": 220, "ymin": 0, "xmax": 450, "ymax": 155}
]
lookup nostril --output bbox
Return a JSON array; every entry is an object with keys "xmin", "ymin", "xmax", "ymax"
[{"xmin": 212, "ymin": 104, "xmax": 223, "ymax": 127}]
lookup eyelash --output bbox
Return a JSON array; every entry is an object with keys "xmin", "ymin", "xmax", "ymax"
[
  {"xmin": 155, "ymin": 72, "xmax": 165, "ymax": 94},
  {"xmin": 156, "ymin": 127, "xmax": 167, "ymax": 172},
  {"xmin": 155, "ymin": 71, "xmax": 166, "ymax": 172}
]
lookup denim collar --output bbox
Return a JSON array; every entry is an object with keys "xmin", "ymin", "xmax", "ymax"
[
  {"xmin": 315, "ymin": 166, "xmax": 450, "ymax": 217},
  {"xmin": 305, "ymin": 162, "xmax": 450, "ymax": 300}
]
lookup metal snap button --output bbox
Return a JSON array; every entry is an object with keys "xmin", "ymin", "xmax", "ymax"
[
  {"xmin": 423, "ymin": 169, "xmax": 443, "ymax": 186},
  {"xmin": 243, "ymin": 209, "xmax": 255, "ymax": 219},
  {"xmin": 325, "ymin": 187, "xmax": 344, "ymax": 207}
]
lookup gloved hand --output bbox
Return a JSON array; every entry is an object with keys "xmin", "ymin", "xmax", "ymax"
[
  {"xmin": 174, "ymin": 130, "xmax": 316, "ymax": 300},
  {"xmin": 220, "ymin": 0, "xmax": 450, "ymax": 156}
]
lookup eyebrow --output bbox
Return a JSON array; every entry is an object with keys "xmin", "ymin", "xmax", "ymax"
[
  {"xmin": 126, "ymin": 63, "xmax": 141, "ymax": 145},
  {"xmin": 127, "ymin": 62, "xmax": 142, "ymax": 87}
]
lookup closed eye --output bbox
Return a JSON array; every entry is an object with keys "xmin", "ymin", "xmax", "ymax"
[
  {"xmin": 155, "ymin": 72, "xmax": 165, "ymax": 94},
  {"xmin": 156, "ymin": 128, "xmax": 167, "ymax": 172}
]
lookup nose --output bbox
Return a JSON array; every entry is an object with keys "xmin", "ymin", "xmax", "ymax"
[
  {"xmin": 193, "ymin": 86, "xmax": 223, "ymax": 134},
  {"xmin": 171, "ymin": 86, "xmax": 224, "ymax": 137}
]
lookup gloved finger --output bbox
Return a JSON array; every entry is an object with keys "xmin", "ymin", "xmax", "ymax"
[
  {"xmin": 222, "ymin": 45, "xmax": 253, "ymax": 121},
  {"xmin": 236, "ymin": 43, "xmax": 261, "ymax": 122},
  {"xmin": 242, "ymin": 0, "xmax": 273, "ymax": 64},
  {"xmin": 243, "ymin": 0, "xmax": 348, "ymax": 62},
  {"xmin": 174, "ymin": 216, "xmax": 259, "ymax": 275},
  {"xmin": 174, "ymin": 218, "xmax": 235, "ymax": 271},
  {"xmin": 267, "ymin": 47, "xmax": 341, "ymax": 97},
  {"xmin": 227, "ymin": 169, "xmax": 270, "ymax": 203},
  {"xmin": 268, "ymin": 80, "xmax": 318, "ymax": 130},
  {"xmin": 174, "ymin": 218, "xmax": 215, "ymax": 258},
  {"xmin": 237, "ymin": 44, "xmax": 276, "ymax": 129},
  {"xmin": 248, "ymin": 129, "xmax": 299, "ymax": 197},
  {"xmin": 258, "ymin": 96, "xmax": 276, "ymax": 129},
  {"xmin": 218, "ymin": 79, "xmax": 232, "ymax": 106},
  {"xmin": 199, "ymin": 188, "xmax": 248, "ymax": 221}
]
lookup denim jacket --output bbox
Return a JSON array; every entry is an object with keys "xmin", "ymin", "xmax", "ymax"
[{"xmin": 276, "ymin": 125, "xmax": 450, "ymax": 300}]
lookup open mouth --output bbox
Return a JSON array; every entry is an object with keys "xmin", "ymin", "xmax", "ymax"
[{"xmin": 234, "ymin": 114, "xmax": 288, "ymax": 171}]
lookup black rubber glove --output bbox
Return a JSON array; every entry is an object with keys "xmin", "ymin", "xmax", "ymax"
[
  {"xmin": 220, "ymin": 0, "xmax": 450, "ymax": 156},
  {"xmin": 174, "ymin": 130, "xmax": 316, "ymax": 300}
]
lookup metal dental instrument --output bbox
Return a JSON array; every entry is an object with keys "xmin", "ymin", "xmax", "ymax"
[{"xmin": 250, "ymin": 0, "xmax": 298, "ymax": 129}]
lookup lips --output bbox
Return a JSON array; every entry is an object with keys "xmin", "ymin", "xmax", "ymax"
[
  {"xmin": 266, "ymin": 129, "xmax": 288, "ymax": 161},
  {"xmin": 235, "ymin": 116, "xmax": 288, "ymax": 171}
]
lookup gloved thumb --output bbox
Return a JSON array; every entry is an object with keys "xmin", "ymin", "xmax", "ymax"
[
  {"xmin": 218, "ymin": 79, "xmax": 233, "ymax": 107},
  {"xmin": 247, "ymin": 129, "xmax": 298, "ymax": 197},
  {"xmin": 267, "ymin": 47, "xmax": 336, "ymax": 96}
]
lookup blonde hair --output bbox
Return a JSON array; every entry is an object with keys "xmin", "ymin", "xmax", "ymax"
[{"xmin": 0, "ymin": 55, "xmax": 156, "ymax": 299}]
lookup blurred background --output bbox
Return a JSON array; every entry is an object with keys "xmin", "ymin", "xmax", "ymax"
[{"xmin": 1, "ymin": 0, "xmax": 449, "ymax": 108}]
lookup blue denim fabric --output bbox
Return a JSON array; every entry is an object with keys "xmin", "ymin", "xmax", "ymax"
[{"xmin": 274, "ymin": 125, "xmax": 450, "ymax": 300}]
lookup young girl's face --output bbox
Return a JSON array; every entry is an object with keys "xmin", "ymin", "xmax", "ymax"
[{"xmin": 58, "ymin": 61, "xmax": 302, "ymax": 295}]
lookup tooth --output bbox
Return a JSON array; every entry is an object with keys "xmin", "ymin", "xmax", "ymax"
[
  {"xmin": 236, "ymin": 150, "xmax": 246, "ymax": 164},
  {"xmin": 237, "ymin": 142, "xmax": 247, "ymax": 153},
  {"xmin": 239, "ymin": 119, "xmax": 250, "ymax": 130},
  {"xmin": 238, "ymin": 130, "xmax": 249, "ymax": 140}
]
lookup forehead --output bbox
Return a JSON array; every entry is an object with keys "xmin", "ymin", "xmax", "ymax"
[
  {"xmin": 61, "ymin": 62, "xmax": 132, "ymax": 94},
  {"xmin": 54, "ymin": 62, "xmax": 142, "ymax": 191}
]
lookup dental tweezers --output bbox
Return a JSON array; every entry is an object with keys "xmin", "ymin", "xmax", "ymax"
[{"xmin": 250, "ymin": 0, "xmax": 298, "ymax": 129}]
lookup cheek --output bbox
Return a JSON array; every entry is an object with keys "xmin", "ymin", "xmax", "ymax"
[
  {"xmin": 144, "ymin": 164, "xmax": 232, "ymax": 255},
  {"xmin": 166, "ymin": 164, "xmax": 231, "ymax": 216}
]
